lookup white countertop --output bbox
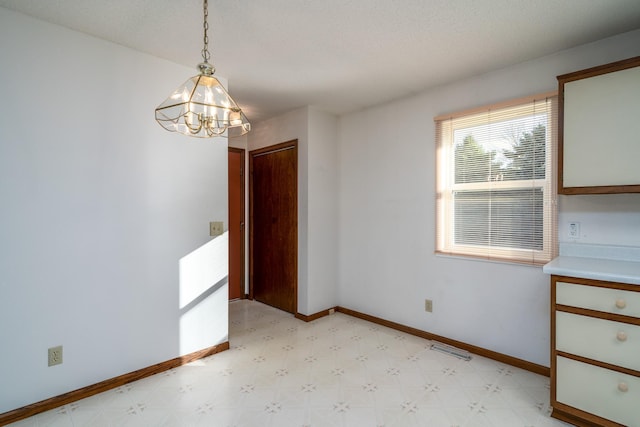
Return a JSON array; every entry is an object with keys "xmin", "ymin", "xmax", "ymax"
[
  {"xmin": 543, "ymin": 243, "xmax": 640, "ymax": 285},
  {"xmin": 543, "ymin": 256, "xmax": 640, "ymax": 285}
]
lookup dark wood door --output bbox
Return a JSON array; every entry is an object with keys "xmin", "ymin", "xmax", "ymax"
[
  {"xmin": 228, "ymin": 148, "xmax": 244, "ymax": 300},
  {"xmin": 249, "ymin": 141, "xmax": 297, "ymax": 314}
]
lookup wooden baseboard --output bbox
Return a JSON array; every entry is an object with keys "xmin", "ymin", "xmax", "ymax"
[
  {"xmin": 0, "ymin": 341, "xmax": 229, "ymax": 426},
  {"xmin": 295, "ymin": 307, "xmax": 338, "ymax": 322},
  {"xmin": 551, "ymin": 403, "xmax": 623, "ymax": 427},
  {"xmin": 336, "ymin": 307, "xmax": 550, "ymax": 377}
]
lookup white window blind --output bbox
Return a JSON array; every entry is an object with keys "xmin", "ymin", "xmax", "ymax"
[{"xmin": 435, "ymin": 93, "xmax": 558, "ymax": 265}]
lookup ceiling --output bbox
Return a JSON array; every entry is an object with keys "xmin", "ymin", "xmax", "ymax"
[{"xmin": 1, "ymin": 0, "xmax": 640, "ymax": 123}]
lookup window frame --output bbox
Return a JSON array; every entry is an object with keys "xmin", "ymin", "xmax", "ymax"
[{"xmin": 435, "ymin": 92, "xmax": 558, "ymax": 266}]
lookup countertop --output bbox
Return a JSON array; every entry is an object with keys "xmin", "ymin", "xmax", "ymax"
[{"xmin": 543, "ymin": 243, "xmax": 640, "ymax": 285}]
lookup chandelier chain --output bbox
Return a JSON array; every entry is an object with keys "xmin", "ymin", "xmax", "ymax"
[{"xmin": 201, "ymin": 0, "xmax": 210, "ymax": 63}]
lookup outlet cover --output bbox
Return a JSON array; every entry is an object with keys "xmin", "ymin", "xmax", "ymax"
[
  {"xmin": 48, "ymin": 345, "xmax": 63, "ymax": 367},
  {"xmin": 209, "ymin": 221, "xmax": 224, "ymax": 237},
  {"xmin": 425, "ymin": 299, "xmax": 433, "ymax": 313},
  {"xmin": 568, "ymin": 222, "xmax": 580, "ymax": 238}
]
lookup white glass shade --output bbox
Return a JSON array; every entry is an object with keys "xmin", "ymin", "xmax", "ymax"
[{"xmin": 155, "ymin": 74, "xmax": 251, "ymax": 138}]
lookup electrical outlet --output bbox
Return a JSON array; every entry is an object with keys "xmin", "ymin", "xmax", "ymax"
[
  {"xmin": 209, "ymin": 221, "xmax": 224, "ymax": 237},
  {"xmin": 48, "ymin": 345, "xmax": 63, "ymax": 367},
  {"xmin": 425, "ymin": 299, "xmax": 433, "ymax": 313},
  {"xmin": 568, "ymin": 222, "xmax": 580, "ymax": 239}
]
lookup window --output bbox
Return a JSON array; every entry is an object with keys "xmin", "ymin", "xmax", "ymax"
[{"xmin": 435, "ymin": 93, "xmax": 558, "ymax": 265}]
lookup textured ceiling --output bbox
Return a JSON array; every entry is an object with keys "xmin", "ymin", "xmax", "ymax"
[{"xmin": 1, "ymin": 0, "xmax": 640, "ymax": 123}]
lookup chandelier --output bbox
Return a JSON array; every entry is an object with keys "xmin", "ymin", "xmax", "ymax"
[{"xmin": 155, "ymin": 0, "xmax": 251, "ymax": 138}]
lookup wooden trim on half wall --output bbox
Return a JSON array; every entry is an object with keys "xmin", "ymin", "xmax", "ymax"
[
  {"xmin": 0, "ymin": 342, "xmax": 229, "ymax": 426},
  {"xmin": 336, "ymin": 307, "xmax": 550, "ymax": 377}
]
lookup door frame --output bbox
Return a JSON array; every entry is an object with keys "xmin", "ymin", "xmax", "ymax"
[
  {"xmin": 248, "ymin": 139, "xmax": 298, "ymax": 312},
  {"xmin": 228, "ymin": 147, "xmax": 246, "ymax": 300}
]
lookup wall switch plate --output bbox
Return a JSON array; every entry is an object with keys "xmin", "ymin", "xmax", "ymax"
[
  {"xmin": 568, "ymin": 222, "xmax": 580, "ymax": 239},
  {"xmin": 209, "ymin": 221, "xmax": 224, "ymax": 237},
  {"xmin": 425, "ymin": 299, "xmax": 433, "ymax": 313},
  {"xmin": 48, "ymin": 345, "xmax": 63, "ymax": 367}
]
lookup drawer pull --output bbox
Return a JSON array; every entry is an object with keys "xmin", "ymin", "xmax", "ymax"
[
  {"xmin": 616, "ymin": 331, "xmax": 628, "ymax": 342},
  {"xmin": 618, "ymin": 382, "xmax": 629, "ymax": 393},
  {"xmin": 615, "ymin": 298, "xmax": 627, "ymax": 309}
]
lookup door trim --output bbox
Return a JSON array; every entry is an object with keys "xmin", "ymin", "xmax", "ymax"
[{"xmin": 228, "ymin": 147, "xmax": 245, "ymax": 300}]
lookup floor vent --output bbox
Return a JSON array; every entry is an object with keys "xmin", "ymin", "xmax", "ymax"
[{"xmin": 430, "ymin": 341, "xmax": 472, "ymax": 361}]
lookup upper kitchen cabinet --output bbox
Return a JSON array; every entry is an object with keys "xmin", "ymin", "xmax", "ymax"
[{"xmin": 558, "ymin": 56, "xmax": 640, "ymax": 194}]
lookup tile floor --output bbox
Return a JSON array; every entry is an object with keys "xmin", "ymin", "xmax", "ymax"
[{"xmin": 9, "ymin": 300, "xmax": 572, "ymax": 426}]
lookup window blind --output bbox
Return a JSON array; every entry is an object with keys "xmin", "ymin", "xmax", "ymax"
[{"xmin": 435, "ymin": 93, "xmax": 558, "ymax": 265}]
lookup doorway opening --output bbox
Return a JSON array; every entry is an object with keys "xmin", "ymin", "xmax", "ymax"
[{"xmin": 228, "ymin": 147, "xmax": 245, "ymax": 301}]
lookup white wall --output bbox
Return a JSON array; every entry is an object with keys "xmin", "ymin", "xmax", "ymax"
[
  {"xmin": 0, "ymin": 8, "xmax": 229, "ymax": 413},
  {"xmin": 338, "ymin": 29, "xmax": 640, "ymax": 367},
  {"xmin": 247, "ymin": 107, "xmax": 339, "ymax": 315},
  {"xmin": 558, "ymin": 194, "xmax": 640, "ymax": 245},
  {"xmin": 307, "ymin": 108, "xmax": 339, "ymax": 314}
]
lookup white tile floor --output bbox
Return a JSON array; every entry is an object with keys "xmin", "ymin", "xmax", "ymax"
[{"xmin": 9, "ymin": 300, "xmax": 572, "ymax": 426}]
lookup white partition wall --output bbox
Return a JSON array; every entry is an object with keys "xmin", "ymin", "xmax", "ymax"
[{"xmin": 0, "ymin": 8, "xmax": 229, "ymax": 413}]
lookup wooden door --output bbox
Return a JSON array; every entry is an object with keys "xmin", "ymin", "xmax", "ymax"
[
  {"xmin": 228, "ymin": 148, "xmax": 245, "ymax": 300},
  {"xmin": 249, "ymin": 140, "xmax": 297, "ymax": 313}
]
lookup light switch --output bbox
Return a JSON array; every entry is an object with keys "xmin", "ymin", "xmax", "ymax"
[{"xmin": 209, "ymin": 221, "xmax": 224, "ymax": 237}]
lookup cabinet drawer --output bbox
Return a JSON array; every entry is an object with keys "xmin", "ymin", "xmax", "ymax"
[
  {"xmin": 556, "ymin": 281, "xmax": 640, "ymax": 318},
  {"xmin": 556, "ymin": 311, "xmax": 640, "ymax": 371},
  {"xmin": 556, "ymin": 356, "xmax": 640, "ymax": 427}
]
